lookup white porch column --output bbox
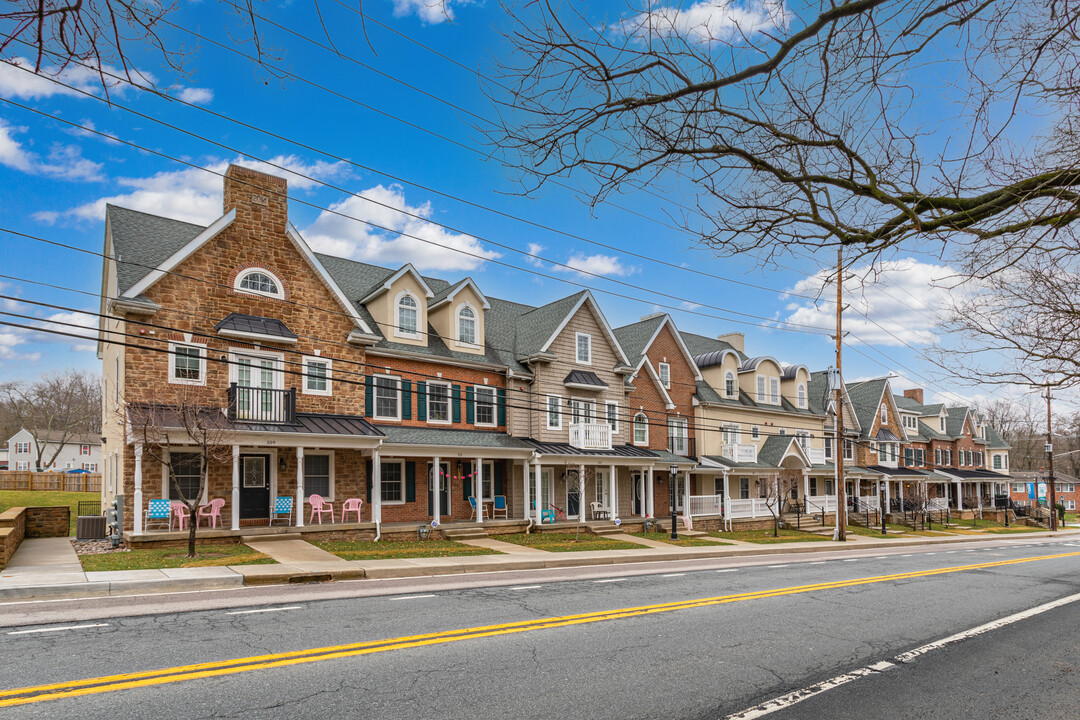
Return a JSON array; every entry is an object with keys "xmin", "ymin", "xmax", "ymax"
[
  {"xmin": 533, "ymin": 459, "xmax": 542, "ymax": 524},
  {"xmin": 609, "ymin": 463, "xmax": 617, "ymax": 519},
  {"xmin": 884, "ymin": 478, "xmax": 892, "ymax": 510},
  {"xmin": 976, "ymin": 482, "xmax": 982, "ymax": 508},
  {"xmin": 522, "ymin": 461, "xmax": 530, "ymax": 520},
  {"xmin": 647, "ymin": 466, "xmax": 655, "ymax": 517},
  {"xmin": 133, "ymin": 443, "xmax": 144, "ymax": 535},
  {"xmin": 475, "ymin": 457, "xmax": 484, "ymax": 523},
  {"xmin": 231, "ymin": 445, "xmax": 240, "ymax": 531},
  {"xmin": 802, "ymin": 470, "xmax": 810, "ymax": 505},
  {"xmin": 578, "ymin": 464, "xmax": 586, "ymax": 520},
  {"xmin": 295, "ymin": 447, "xmax": 305, "ymax": 528},
  {"xmin": 955, "ymin": 480, "xmax": 962, "ymax": 510},
  {"xmin": 372, "ymin": 449, "xmax": 382, "ymax": 524},
  {"xmin": 432, "ymin": 455, "xmax": 441, "ymax": 521},
  {"xmin": 684, "ymin": 468, "xmax": 691, "ymax": 515}
]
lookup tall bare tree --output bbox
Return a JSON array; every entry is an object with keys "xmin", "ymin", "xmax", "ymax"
[
  {"xmin": 128, "ymin": 391, "xmax": 237, "ymax": 558},
  {"xmin": 0, "ymin": 369, "xmax": 100, "ymax": 470}
]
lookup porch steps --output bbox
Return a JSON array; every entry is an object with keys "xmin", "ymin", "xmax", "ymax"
[
  {"xmin": 781, "ymin": 513, "xmax": 834, "ymax": 531},
  {"xmin": 440, "ymin": 528, "xmax": 488, "ymax": 541}
]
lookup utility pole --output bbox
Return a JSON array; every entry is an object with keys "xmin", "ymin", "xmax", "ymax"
[
  {"xmin": 1045, "ymin": 385, "xmax": 1058, "ymax": 531},
  {"xmin": 834, "ymin": 249, "xmax": 847, "ymax": 541}
]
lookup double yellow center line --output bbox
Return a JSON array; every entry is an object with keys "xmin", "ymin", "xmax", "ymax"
[{"xmin": 3, "ymin": 550, "xmax": 1078, "ymax": 708}]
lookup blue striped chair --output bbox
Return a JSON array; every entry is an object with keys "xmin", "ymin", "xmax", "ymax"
[
  {"xmin": 271, "ymin": 496, "xmax": 293, "ymax": 527},
  {"xmin": 145, "ymin": 498, "xmax": 172, "ymax": 531}
]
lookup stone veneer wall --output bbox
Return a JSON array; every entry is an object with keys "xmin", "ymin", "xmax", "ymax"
[
  {"xmin": 0, "ymin": 507, "xmax": 26, "ymax": 570},
  {"xmin": 25, "ymin": 506, "xmax": 71, "ymax": 538}
]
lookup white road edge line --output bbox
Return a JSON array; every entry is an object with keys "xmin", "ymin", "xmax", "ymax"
[
  {"xmin": 224, "ymin": 606, "xmax": 303, "ymax": 615},
  {"xmin": 510, "ymin": 585, "xmax": 542, "ymax": 590},
  {"xmin": 767, "ymin": 565, "xmax": 790, "ymax": 569},
  {"xmin": 593, "ymin": 578, "xmax": 626, "ymax": 583},
  {"xmin": 662, "ymin": 573, "xmax": 687, "ymax": 578},
  {"xmin": 391, "ymin": 594, "xmax": 437, "ymax": 600},
  {"xmin": 716, "ymin": 569, "xmax": 739, "ymax": 573},
  {"xmin": 721, "ymin": 591, "xmax": 1080, "ymax": 720},
  {"xmin": 8, "ymin": 623, "xmax": 110, "ymax": 635}
]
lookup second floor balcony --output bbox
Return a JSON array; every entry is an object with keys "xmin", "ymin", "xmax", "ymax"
[
  {"xmin": 569, "ymin": 422, "xmax": 611, "ymax": 451},
  {"xmin": 721, "ymin": 443, "xmax": 758, "ymax": 464},
  {"xmin": 227, "ymin": 384, "xmax": 296, "ymax": 424}
]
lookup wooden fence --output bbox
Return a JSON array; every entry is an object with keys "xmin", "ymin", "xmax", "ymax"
[{"xmin": 0, "ymin": 471, "xmax": 101, "ymax": 493}]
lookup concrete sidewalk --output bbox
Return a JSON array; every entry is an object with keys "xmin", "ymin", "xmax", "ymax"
[{"xmin": 2, "ymin": 529, "xmax": 1076, "ymax": 602}]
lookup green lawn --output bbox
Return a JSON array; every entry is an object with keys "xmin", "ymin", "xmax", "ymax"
[
  {"xmin": 626, "ymin": 532, "xmax": 729, "ymax": 547},
  {"xmin": 79, "ymin": 543, "xmax": 275, "ymax": 571},
  {"xmin": 314, "ymin": 539, "xmax": 500, "ymax": 560},
  {"xmin": 706, "ymin": 529, "xmax": 832, "ymax": 544},
  {"xmin": 0, "ymin": 490, "xmax": 99, "ymax": 536},
  {"xmin": 498, "ymin": 532, "xmax": 644, "ymax": 552}
]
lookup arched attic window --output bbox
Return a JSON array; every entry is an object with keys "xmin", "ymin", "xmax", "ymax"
[
  {"xmin": 397, "ymin": 293, "xmax": 419, "ymax": 337},
  {"xmin": 880, "ymin": 403, "xmax": 888, "ymax": 424},
  {"xmin": 457, "ymin": 304, "xmax": 477, "ymax": 345},
  {"xmin": 724, "ymin": 371, "xmax": 735, "ymax": 398},
  {"xmin": 235, "ymin": 269, "xmax": 284, "ymax": 299},
  {"xmin": 633, "ymin": 413, "xmax": 649, "ymax": 445},
  {"xmin": 798, "ymin": 383, "xmax": 807, "ymax": 408}
]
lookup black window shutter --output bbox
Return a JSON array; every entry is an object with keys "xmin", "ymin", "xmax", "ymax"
[
  {"xmin": 462, "ymin": 461, "xmax": 472, "ymax": 499},
  {"xmin": 364, "ymin": 376, "xmax": 373, "ymax": 417},
  {"xmin": 366, "ymin": 460, "xmax": 373, "ymax": 502},
  {"xmin": 401, "ymin": 379, "xmax": 412, "ymax": 420},
  {"xmin": 466, "ymin": 386, "xmax": 475, "ymax": 424},
  {"xmin": 452, "ymin": 385, "xmax": 462, "ymax": 423},
  {"xmin": 417, "ymin": 381, "xmax": 427, "ymax": 421},
  {"xmin": 497, "ymin": 388, "xmax": 506, "ymax": 427},
  {"xmin": 494, "ymin": 461, "xmax": 504, "ymax": 496},
  {"xmin": 405, "ymin": 462, "xmax": 416, "ymax": 502}
]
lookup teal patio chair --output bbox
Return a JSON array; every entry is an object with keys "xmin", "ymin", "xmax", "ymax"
[
  {"xmin": 270, "ymin": 496, "xmax": 293, "ymax": 526},
  {"xmin": 145, "ymin": 498, "xmax": 172, "ymax": 531}
]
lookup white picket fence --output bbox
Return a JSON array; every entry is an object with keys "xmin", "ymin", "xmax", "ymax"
[{"xmin": 804, "ymin": 495, "xmax": 837, "ymax": 514}]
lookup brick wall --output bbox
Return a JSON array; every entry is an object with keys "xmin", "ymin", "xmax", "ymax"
[
  {"xmin": 24, "ymin": 506, "xmax": 70, "ymax": 538},
  {"xmin": 0, "ymin": 507, "xmax": 26, "ymax": 570}
]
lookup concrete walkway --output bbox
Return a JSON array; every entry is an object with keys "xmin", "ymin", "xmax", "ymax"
[
  {"xmin": 243, "ymin": 538, "xmax": 354, "ymax": 571},
  {"xmin": 457, "ymin": 538, "xmax": 549, "ymax": 555},
  {"xmin": 1, "ymin": 538, "xmax": 84, "ymax": 585}
]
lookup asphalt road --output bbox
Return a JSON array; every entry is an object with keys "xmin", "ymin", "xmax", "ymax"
[{"xmin": 2, "ymin": 536, "xmax": 1079, "ymax": 719}]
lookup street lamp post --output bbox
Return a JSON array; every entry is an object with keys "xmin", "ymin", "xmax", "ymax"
[{"xmin": 669, "ymin": 463, "xmax": 679, "ymax": 541}]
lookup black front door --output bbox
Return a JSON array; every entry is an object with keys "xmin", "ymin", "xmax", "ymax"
[
  {"xmin": 632, "ymin": 472, "xmax": 643, "ymax": 515},
  {"xmin": 240, "ymin": 455, "xmax": 270, "ymax": 520},
  {"xmin": 427, "ymin": 462, "xmax": 451, "ymax": 517}
]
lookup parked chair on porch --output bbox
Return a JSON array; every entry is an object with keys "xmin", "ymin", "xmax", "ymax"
[
  {"xmin": 197, "ymin": 498, "xmax": 225, "ymax": 529},
  {"xmin": 492, "ymin": 495, "xmax": 508, "ymax": 519},
  {"xmin": 589, "ymin": 501, "xmax": 608, "ymax": 521},
  {"xmin": 541, "ymin": 507, "xmax": 556, "ymax": 524},
  {"xmin": 270, "ymin": 496, "xmax": 293, "ymax": 527},
  {"xmin": 309, "ymin": 494, "xmax": 335, "ymax": 524},
  {"xmin": 548, "ymin": 504, "xmax": 567, "ymax": 522},
  {"xmin": 145, "ymin": 498, "xmax": 171, "ymax": 531},
  {"xmin": 340, "ymin": 498, "xmax": 364, "ymax": 523},
  {"xmin": 468, "ymin": 496, "xmax": 479, "ymax": 521},
  {"xmin": 171, "ymin": 501, "xmax": 191, "ymax": 532}
]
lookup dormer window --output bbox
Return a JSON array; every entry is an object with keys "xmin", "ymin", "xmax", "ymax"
[
  {"xmin": 236, "ymin": 269, "xmax": 284, "ymax": 300},
  {"xmin": 940, "ymin": 417, "xmax": 945, "ymax": 432},
  {"xmin": 769, "ymin": 377, "xmax": 779, "ymax": 404},
  {"xmin": 396, "ymin": 293, "xmax": 419, "ymax": 338},
  {"xmin": 725, "ymin": 371, "xmax": 735, "ymax": 398},
  {"xmin": 797, "ymin": 383, "xmax": 806, "ymax": 408},
  {"xmin": 457, "ymin": 305, "xmax": 477, "ymax": 345},
  {"xmin": 880, "ymin": 403, "xmax": 888, "ymax": 425}
]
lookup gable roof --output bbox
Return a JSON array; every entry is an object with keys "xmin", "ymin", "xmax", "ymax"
[
  {"xmin": 846, "ymin": 378, "xmax": 893, "ymax": 440},
  {"xmin": 428, "ymin": 277, "xmax": 490, "ymax": 311},
  {"xmin": 945, "ymin": 406, "xmax": 972, "ymax": 439},
  {"xmin": 984, "ymin": 424, "xmax": 1010, "ymax": 450},
  {"xmin": 359, "ymin": 263, "xmax": 435, "ymax": 303},
  {"xmin": 535, "ymin": 291, "xmax": 631, "ymax": 367},
  {"xmin": 809, "ymin": 370, "xmax": 861, "ymax": 433},
  {"xmin": 613, "ymin": 314, "xmax": 702, "ymax": 381},
  {"xmin": 679, "ymin": 332, "xmax": 745, "ymax": 363},
  {"xmin": 757, "ymin": 435, "xmax": 812, "ymax": 468}
]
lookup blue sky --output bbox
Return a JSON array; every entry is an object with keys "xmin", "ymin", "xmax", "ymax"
[{"xmin": 0, "ymin": 0, "xmax": 1045, "ymax": 410}]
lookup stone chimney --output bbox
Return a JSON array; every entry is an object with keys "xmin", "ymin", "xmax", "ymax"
[
  {"xmin": 223, "ymin": 164, "xmax": 288, "ymax": 238},
  {"xmin": 904, "ymin": 388, "xmax": 924, "ymax": 404},
  {"xmin": 717, "ymin": 332, "xmax": 744, "ymax": 353}
]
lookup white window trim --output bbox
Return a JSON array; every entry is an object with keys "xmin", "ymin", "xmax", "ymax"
[
  {"xmin": 658, "ymin": 362, "xmax": 671, "ymax": 390},
  {"xmin": 668, "ymin": 417, "xmax": 688, "ymax": 452},
  {"xmin": 756, "ymin": 375, "xmax": 766, "ymax": 403},
  {"xmin": 301, "ymin": 357, "xmax": 333, "ymax": 397},
  {"xmin": 393, "ymin": 290, "xmax": 421, "ymax": 340},
  {"xmin": 722, "ymin": 423, "xmax": 740, "ymax": 445},
  {"xmin": 725, "ymin": 371, "xmax": 736, "ymax": 399},
  {"xmin": 228, "ymin": 347, "xmax": 285, "ymax": 389},
  {"xmin": 235, "ymin": 268, "xmax": 285, "ymax": 300},
  {"xmin": 455, "ymin": 302, "xmax": 481, "ymax": 349},
  {"xmin": 546, "ymin": 394, "xmax": 563, "ymax": 430},
  {"xmin": 374, "ymin": 375, "xmax": 403, "ymax": 422},
  {"xmin": 168, "ymin": 342, "xmax": 207, "ymax": 386},
  {"xmin": 633, "ymin": 412, "xmax": 649, "ymax": 446},
  {"xmin": 162, "ymin": 449, "xmax": 210, "ymax": 505},
  {"xmin": 15, "ymin": 442, "xmax": 29, "ymax": 454},
  {"xmin": 15, "ymin": 461, "xmax": 29, "ymax": 471},
  {"xmin": 880, "ymin": 403, "xmax": 888, "ymax": 424},
  {"xmin": 380, "ymin": 459, "xmax": 407, "ymax": 505},
  {"xmin": 426, "ymin": 381, "xmax": 452, "ymax": 425},
  {"xmin": 605, "ymin": 401, "xmax": 619, "ymax": 433},
  {"xmin": 303, "ymin": 451, "xmax": 335, "ymax": 502},
  {"xmin": 769, "ymin": 377, "xmax": 780, "ymax": 405},
  {"xmin": 473, "ymin": 385, "xmax": 497, "ymax": 427},
  {"xmin": 797, "ymin": 384, "xmax": 806, "ymax": 408},
  {"xmin": 575, "ymin": 332, "xmax": 592, "ymax": 365}
]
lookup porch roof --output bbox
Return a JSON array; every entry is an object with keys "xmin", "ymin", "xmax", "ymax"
[
  {"xmin": 215, "ymin": 312, "xmax": 297, "ymax": 342},
  {"xmin": 699, "ymin": 454, "xmax": 777, "ymax": 470},
  {"xmin": 864, "ymin": 465, "xmax": 934, "ymax": 478},
  {"xmin": 521, "ymin": 439, "xmax": 656, "ymax": 460},
  {"xmin": 936, "ymin": 468, "xmax": 1012, "ymax": 481},
  {"xmin": 648, "ymin": 449, "xmax": 697, "ymax": 466},
  {"xmin": 129, "ymin": 404, "xmax": 383, "ymax": 438},
  {"xmin": 375, "ymin": 426, "xmax": 532, "ymax": 450}
]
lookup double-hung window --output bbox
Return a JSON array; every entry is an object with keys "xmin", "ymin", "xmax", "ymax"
[
  {"xmin": 605, "ymin": 402, "xmax": 619, "ymax": 432},
  {"xmin": 880, "ymin": 404, "xmax": 888, "ymax": 425},
  {"xmin": 796, "ymin": 431, "xmax": 810, "ymax": 451},
  {"xmin": 740, "ymin": 478, "xmax": 750, "ymax": 499},
  {"xmin": 303, "ymin": 358, "xmax": 331, "ymax": 396},
  {"xmin": 428, "ymin": 383, "xmax": 450, "ymax": 423},
  {"xmin": 633, "ymin": 413, "xmax": 648, "ymax": 445},
  {"xmin": 722, "ymin": 424, "xmax": 740, "ymax": 445},
  {"xmin": 474, "ymin": 386, "xmax": 496, "ymax": 426},
  {"xmin": 457, "ymin": 305, "xmax": 477, "ymax": 345},
  {"xmin": 168, "ymin": 453, "xmax": 203, "ymax": 502},
  {"xmin": 797, "ymin": 384, "xmax": 806, "ymax": 408},
  {"xmin": 570, "ymin": 399, "xmax": 593, "ymax": 424},
  {"xmin": 769, "ymin": 377, "xmax": 780, "ymax": 405},
  {"xmin": 170, "ymin": 343, "xmax": 205, "ymax": 385},
  {"xmin": 304, "ymin": 453, "xmax": 332, "ymax": 499},
  {"xmin": 668, "ymin": 418, "xmax": 688, "ymax": 455},
  {"xmin": 658, "ymin": 363, "xmax": 670, "ymax": 389},
  {"xmin": 374, "ymin": 376, "xmax": 401, "ymax": 420},
  {"xmin": 380, "ymin": 461, "xmax": 405, "ymax": 503},
  {"xmin": 993, "ymin": 455, "xmax": 1002, "ymax": 469},
  {"xmin": 756, "ymin": 376, "xmax": 766, "ymax": 402},
  {"xmin": 547, "ymin": 396, "xmax": 562, "ymax": 429},
  {"xmin": 16, "ymin": 441, "xmax": 29, "ymax": 454},
  {"xmin": 825, "ymin": 436, "xmax": 834, "ymax": 459},
  {"xmin": 397, "ymin": 294, "xmax": 418, "ymax": 337},
  {"xmin": 575, "ymin": 333, "xmax": 592, "ymax": 364},
  {"xmin": 15, "ymin": 461, "xmax": 28, "ymax": 471},
  {"xmin": 843, "ymin": 439, "xmax": 854, "ymax": 460},
  {"xmin": 725, "ymin": 372, "xmax": 736, "ymax": 398}
]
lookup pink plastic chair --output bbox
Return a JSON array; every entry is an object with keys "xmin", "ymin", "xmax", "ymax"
[
  {"xmin": 197, "ymin": 498, "xmax": 225, "ymax": 529},
  {"xmin": 171, "ymin": 501, "xmax": 191, "ymax": 531},
  {"xmin": 340, "ymin": 498, "xmax": 364, "ymax": 523},
  {"xmin": 308, "ymin": 494, "xmax": 335, "ymax": 524}
]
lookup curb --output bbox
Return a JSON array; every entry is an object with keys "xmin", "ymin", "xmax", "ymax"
[{"xmin": 0, "ymin": 575, "xmax": 243, "ymax": 601}]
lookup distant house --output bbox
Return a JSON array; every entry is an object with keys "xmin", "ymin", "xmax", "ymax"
[
  {"xmin": 5, "ymin": 429, "xmax": 101, "ymax": 472},
  {"xmin": 0, "ymin": 446, "xmax": 7, "ymax": 470}
]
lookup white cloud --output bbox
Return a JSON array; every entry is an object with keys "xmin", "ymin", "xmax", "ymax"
[
  {"xmin": 553, "ymin": 252, "xmax": 637, "ymax": 279},
  {"xmin": 176, "ymin": 87, "xmax": 213, "ymax": 104},
  {"xmin": 302, "ymin": 184, "xmax": 499, "ymax": 272},
  {"xmin": 392, "ymin": 0, "xmax": 461, "ymax": 24},
  {"xmin": 36, "ymin": 310, "xmax": 99, "ymax": 353},
  {"xmin": 525, "ymin": 243, "xmax": 545, "ymax": 267},
  {"xmin": 680, "ymin": 300, "xmax": 703, "ymax": 311},
  {"xmin": 64, "ymin": 119, "xmax": 120, "ymax": 145},
  {"xmin": 613, "ymin": 0, "xmax": 788, "ymax": 44},
  {"xmin": 48, "ymin": 155, "xmax": 351, "ymax": 225},
  {"xmin": 782, "ymin": 258, "xmax": 962, "ymax": 347},
  {"xmin": 0, "ymin": 119, "xmax": 103, "ymax": 181},
  {"xmin": 0, "ymin": 56, "xmax": 160, "ymax": 99}
]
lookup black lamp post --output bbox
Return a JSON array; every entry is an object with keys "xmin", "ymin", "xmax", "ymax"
[{"xmin": 669, "ymin": 463, "xmax": 679, "ymax": 540}]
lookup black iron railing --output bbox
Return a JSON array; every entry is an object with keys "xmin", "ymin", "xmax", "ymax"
[
  {"xmin": 669, "ymin": 436, "xmax": 696, "ymax": 459},
  {"xmin": 227, "ymin": 384, "xmax": 296, "ymax": 424}
]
